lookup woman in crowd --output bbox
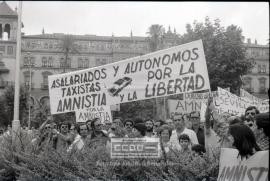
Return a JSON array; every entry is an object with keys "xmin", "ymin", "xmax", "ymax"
[
  {"xmin": 227, "ymin": 123, "xmax": 261, "ymax": 159},
  {"xmin": 157, "ymin": 124, "xmax": 173, "ymax": 154}
]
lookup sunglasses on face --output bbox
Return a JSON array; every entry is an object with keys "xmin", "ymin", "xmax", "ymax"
[
  {"xmin": 125, "ymin": 123, "xmax": 132, "ymax": 127},
  {"xmin": 174, "ymin": 119, "xmax": 182, "ymax": 122},
  {"xmin": 44, "ymin": 126, "xmax": 51, "ymax": 130},
  {"xmin": 61, "ymin": 125, "xmax": 68, "ymax": 129},
  {"xmin": 247, "ymin": 123, "xmax": 254, "ymax": 127},
  {"xmin": 246, "ymin": 112, "xmax": 255, "ymax": 116}
]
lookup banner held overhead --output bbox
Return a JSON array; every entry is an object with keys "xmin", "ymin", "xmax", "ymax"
[{"xmin": 49, "ymin": 40, "xmax": 210, "ymax": 115}]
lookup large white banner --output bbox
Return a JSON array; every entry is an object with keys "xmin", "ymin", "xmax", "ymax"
[
  {"xmin": 216, "ymin": 87, "xmax": 254, "ymax": 116},
  {"xmin": 75, "ymin": 106, "xmax": 112, "ymax": 123},
  {"xmin": 49, "ymin": 40, "xmax": 210, "ymax": 114},
  {"xmin": 218, "ymin": 148, "xmax": 268, "ymax": 181}
]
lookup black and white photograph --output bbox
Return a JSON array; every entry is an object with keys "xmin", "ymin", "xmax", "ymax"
[{"xmin": 0, "ymin": 1, "xmax": 269, "ymax": 180}]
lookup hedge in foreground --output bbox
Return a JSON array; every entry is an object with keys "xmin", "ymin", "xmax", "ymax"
[{"xmin": 0, "ymin": 134, "xmax": 219, "ymax": 181}]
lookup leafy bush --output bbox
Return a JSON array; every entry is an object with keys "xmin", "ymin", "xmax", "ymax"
[{"xmin": 0, "ymin": 131, "xmax": 219, "ymax": 181}]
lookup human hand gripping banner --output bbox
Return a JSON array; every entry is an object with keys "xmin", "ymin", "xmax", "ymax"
[{"xmin": 48, "ymin": 40, "xmax": 210, "ymax": 114}]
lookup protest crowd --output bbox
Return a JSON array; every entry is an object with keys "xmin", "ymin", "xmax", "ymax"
[
  {"xmin": 0, "ymin": 97, "xmax": 269, "ymax": 180},
  {"xmin": 0, "ymin": 40, "xmax": 269, "ymax": 181}
]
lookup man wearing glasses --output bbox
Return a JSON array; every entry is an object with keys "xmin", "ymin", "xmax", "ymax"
[{"xmin": 169, "ymin": 114, "xmax": 198, "ymax": 151}]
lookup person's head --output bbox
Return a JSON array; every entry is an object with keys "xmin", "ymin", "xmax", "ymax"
[
  {"xmin": 133, "ymin": 123, "xmax": 146, "ymax": 137},
  {"xmin": 86, "ymin": 119, "xmax": 92, "ymax": 131},
  {"xmin": 59, "ymin": 121, "xmax": 70, "ymax": 134},
  {"xmin": 165, "ymin": 118, "xmax": 174, "ymax": 129},
  {"xmin": 91, "ymin": 118, "xmax": 103, "ymax": 132},
  {"xmin": 43, "ymin": 123, "xmax": 52, "ymax": 135},
  {"xmin": 154, "ymin": 119, "xmax": 164, "ymax": 132},
  {"xmin": 190, "ymin": 111, "xmax": 200, "ymax": 130},
  {"xmin": 51, "ymin": 122, "xmax": 58, "ymax": 130},
  {"xmin": 183, "ymin": 114, "xmax": 192, "ymax": 129},
  {"xmin": 191, "ymin": 144, "xmax": 206, "ymax": 156},
  {"xmin": 103, "ymin": 120, "xmax": 112, "ymax": 131},
  {"xmin": 228, "ymin": 123, "xmax": 261, "ymax": 159},
  {"xmin": 113, "ymin": 118, "xmax": 123, "ymax": 128},
  {"xmin": 254, "ymin": 112, "xmax": 269, "ymax": 138},
  {"xmin": 228, "ymin": 116, "xmax": 243, "ymax": 126},
  {"xmin": 157, "ymin": 124, "xmax": 172, "ymax": 143},
  {"xmin": 179, "ymin": 134, "xmax": 191, "ymax": 150},
  {"xmin": 70, "ymin": 124, "xmax": 76, "ymax": 134},
  {"xmin": 245, "ymin": 106, "xmax": 259, "ymax": 120},
  {"xmin": 77, "ymin": 124, "xmax": 89, "ymax": 138},
  {"xmin": 124, "ymin": 119, "xmax": 134, "ymax": 132},
  {"xmin": 145, "ymin": 119, "xmax": 154, "ymax": 132},
  {"xmin": 173, "ymin": 114, "xmax": 185, "ymax": 130}
]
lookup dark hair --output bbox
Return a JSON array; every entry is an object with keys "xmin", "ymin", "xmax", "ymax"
[
  {"xmin": 59, "ymin": 121, "xmax": 71, "ymax": 130},
  {"xmin": 76, "ymin": 123, "xmax": 89, "ymax": 135},
  {"xmin": 245, "ymin": 106, "xmax": 260, "ymax": 115},
  {"xmin": 156, "ymin": 119, "xmax": 165, "ymax": 126},
  {"xmin": 228, "ymin": 116, "xmax": 243, "ymax": 125},
  {"xmin": 86, "ymin": 119, "xmax": 92, "ymax": 124},
  {"xmin": 178, "ymin": 134, "xmax": 190, "ymax": 142},
  {"xmin": 192, "ymin": 144, "xmax": 206, "ymax": 156},
  {"xmin": 91, "ymin": 118, "xmax": 100, "ymax": 129},
  {"xmin": 229, "ymin": 123, "xmax": 261, "ymax": 159},
  {"xmin": 157, "ymin": 125, "xmax": 172, "ymax": 138},
  {"xmin": 255, "ymin": 112, "xmax": 269, "ymax": 137},
  {"xmin": 134, "ymin": 117, "xmax": 144, "ymax": 124},
  {"xmin": 124, "ymin": 119, "xmax": 134, "ymax": 126},
  {"xmin": 134, "ymin": 123, "xmax": 146, "ymax": 136},
  {"xmin": 145, "ymin": 119, "xmax": 154, "ymax": 124}
]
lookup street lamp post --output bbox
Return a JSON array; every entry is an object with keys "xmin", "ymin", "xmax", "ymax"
[{"xmin": 27, "ymin": 52, "xmax": 31, "ymax": 129}]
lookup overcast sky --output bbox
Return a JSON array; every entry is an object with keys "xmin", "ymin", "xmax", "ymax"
[{"xmin": 6, "ymin": 1, "xmax": 269, "ymax": 45}]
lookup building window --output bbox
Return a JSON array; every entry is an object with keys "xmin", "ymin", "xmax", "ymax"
[
  {"xmin": 7, "ymin": 46, "xmax": 13, "ymax": 55},
  {"xmin": 0, "ymin": 46, "xmax": 5, "ymax": 53},
  {"xmin": 243, "ymin": 77, "xmax": 252, "ymax": 92},
  {"xmin": 42, "ymin": 57, "xmax": 48, "ymax": 67},
  {"xmin": 261, "ymin": 65, "xmax": 266, "ymax": 73},
  {"xmin": 96, "ymin": 58, "xmax": 107, "ymax": 66},
  {"xmin": 258, "ymin": 65, "xmax": 261, "ymax": 73},
  {"xmin": 84, "ymin": 58, "xmax": 89, "ymax": 68},
  {"xmin": 23, "ymin": 71, "xmax": 34, "ymax": 89},
  {"xmin": 23, "ymin": 56, "xmax": 35, "ymax": 67},
  {"xmin": 60, "ymin": 58, "xmax": 71, "ymax": 68},
  {"xmin": 258, "ymin": 78, "xmax": 266, "ymax": 93},
  {"xmin": 48, "ymin": 56, "xmax": 53, "ymax": 67},
  {"xmin": 78, "ymin": 58, "xmax": 83, "ymax": 68},
  {"xmin": 41, "ymin": 72, "xmax": 52, "ymax": 89}
]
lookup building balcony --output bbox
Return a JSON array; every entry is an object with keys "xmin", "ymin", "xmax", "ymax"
[
  {"xmin": 41, "ymin": 83, "xmax": 48, "ymax": 90},
  {"xmin": 0, "ymin": 81, "xmax": 14, "ymax": 88},
  {"xmin": 24, "ymin": 82, "xmax": 34, "ymax": 90}
]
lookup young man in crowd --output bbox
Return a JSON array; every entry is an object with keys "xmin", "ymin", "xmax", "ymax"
[
  {"xmin": 53, "ymin": 121, "xmax": 74, "ymax": 152},
  {"xmin": 68, "ymin": 123, "xmax": 89, "ymax": 152},
  {"xmin": 145, "ymin": 119, "xmax": 155, "ymax": 137},
  {"xmin": 169, "ymin": 114, "xmax": 198, "ymax": 150},
  {"xmin": 179, "ymin": 134, "xmax": 192, "ymax": 154},
  {"xmin": 190, "ymin": 111, "xmax": 205, "ymax": 146},
  {"xmin": 124, "ymin": 119, "xmax": 134, "ymax": 137},
  {"xmin": 165, "ymin": 118, "xmax": 174, "ymax": 130},
  {"xmin": 154, "ymin": 119, "xmax": 164, "ymax": 135},
  {"xmin": 253, "ymin": 112, "xmax": 269, "ymax": 150},
  {"xmin": 243, "ymin": 106, "xmax": 260, "ymax": 130}
]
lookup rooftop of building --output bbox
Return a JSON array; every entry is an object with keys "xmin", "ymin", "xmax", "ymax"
[
  {"xmin": 0, "ymin": 1, "xmax": 17, "ymax": 17},
  {"xmin": 22, "ymin": 33, "xmax": 148, "ymax": 42}
]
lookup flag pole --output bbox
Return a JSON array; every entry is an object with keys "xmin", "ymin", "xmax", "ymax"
[{"xmin": 12, "ymin": 1, "xmax": 23, "ymax": 139}]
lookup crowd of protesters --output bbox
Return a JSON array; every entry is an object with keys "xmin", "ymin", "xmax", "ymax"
[{"xmin": 0, "ymin": 98, "xmax": 268, "ymax": 162}]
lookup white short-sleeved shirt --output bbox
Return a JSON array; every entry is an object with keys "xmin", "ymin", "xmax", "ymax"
[{"xmin": 169, "ymin": 128, "xmax": 199, "ymax": 150}]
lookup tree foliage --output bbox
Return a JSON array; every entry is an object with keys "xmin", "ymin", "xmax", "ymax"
[
  {"xmin": 179, "ymin": 17, "xmax": 253, "ymax": 94},
  {"xmin": 147, "ymin": 24, "xmax": 166, "ymax": 52},
  {"xmin": 0, "ymin": 86, "xmax": 29, "ymax": 127}
]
